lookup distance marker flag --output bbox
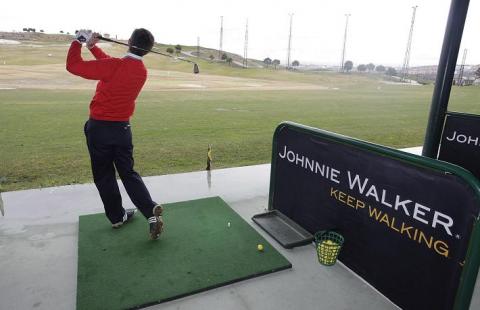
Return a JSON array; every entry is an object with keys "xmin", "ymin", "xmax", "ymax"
[{"xmin": 206, "ymin": 145, "xmax": 213, "ymax": 171}]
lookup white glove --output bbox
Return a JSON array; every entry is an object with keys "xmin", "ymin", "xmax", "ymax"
[
  {"xmin": 75, "ymin": 29, "xmax": 92, "ymax": 43},
  {"xmin": 86, "ymin": 32, "xmax": 100, "ymax": 49}
]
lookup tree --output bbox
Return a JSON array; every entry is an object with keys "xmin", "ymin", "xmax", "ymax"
[
  {"xmin": 166, "ymin": 47, "xmax": 174, "ymax": 55},
  {"xmin": 366, "ymin": 63, "xmax": 375, "ymax": 71},
  {"xmin": 475, "ymin": 67, "xmax": 480, "ymax": 79},
  {"xmin": 357, "ymin": 64, "xmax": 367, "ymax": 72},
  {"xmin": 226, "ymin": 57, "xmax": 233, "ymax": 66},
  {"xmin": 22, "ymin": 28, "xmax": 28, "ymax": 32},
  {"xmin": 60, "ymin": 30, "xmax": 64, "ymax": 34},
  {"xmin": 292, "ymin": 60, "xmax": 300, "ymax": 67},
  {"xmin": 343, "ymin": 60, "xmax": 353, "ymax": 72},
  {"xmin": 40, "ymin": 29, "xmax": 44, "ymax": 33},
  {"xmin": 221, "ymin": 53, "xmax": 228, "ymax": 61},
  {"xmin": 272, "ymin": 59, "xmax": 280, "ymax": 69},
  {"xmin": 209, "ymin": 54, "xmax": 215, "ymax": 61},
  {"xmin": 263, "ymin": 57, "xmax": 272, "ymax": 67},
  {"xmin": 386, "ymin": 67, "xmax": 397, "ymax": 76},
  {"xmin": 174, "ymin": 44, "xmax": 182, "ymax": 56},
  {"xmin": 375, "ymin": 65, "xmax": 386, "ymax": 72}
]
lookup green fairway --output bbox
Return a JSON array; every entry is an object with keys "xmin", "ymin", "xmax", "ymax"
[
  {"xmin": 76, "ymin": 197, "xmax": 291, "ymax": 310},
  {"xmin": 1, "ymin": 84, "xmax": 480, "ymax": 191},
  {"xmin": 1, "ymin": 34, "xmax": 480, "ymax": 191}
]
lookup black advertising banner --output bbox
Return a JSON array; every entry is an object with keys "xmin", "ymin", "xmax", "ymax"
[
  {"xmin": 439, "ymin": 112, "xmax": 480, "ymax": 180},
  {"xmin": 271, "ymin": 124, "xmax": 480, "ymax": 310}
]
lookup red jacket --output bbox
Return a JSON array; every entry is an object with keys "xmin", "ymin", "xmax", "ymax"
[{"xmin": 66, "ymin": 41, "xmax": 147, "ymax": 121}]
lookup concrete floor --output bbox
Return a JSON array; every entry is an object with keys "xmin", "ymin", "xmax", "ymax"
[{"xmin": 1, "ymin": 154, "xmax": 479, "ymax": 309}]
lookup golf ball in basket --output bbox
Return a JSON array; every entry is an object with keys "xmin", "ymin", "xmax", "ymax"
[{"xmin": 318, "ymin": 239, "xmax": 338, "ymax": 251}]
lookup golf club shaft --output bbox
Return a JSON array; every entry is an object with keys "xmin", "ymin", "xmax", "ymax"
[{"xmin": 97, "ymin": 36, "xmax": 197, "ymax": 65}]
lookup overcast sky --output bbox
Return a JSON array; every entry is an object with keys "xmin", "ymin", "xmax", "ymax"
[{"xmin": 1, "ymin": 0, "xmax": 479, "ymax": 67}]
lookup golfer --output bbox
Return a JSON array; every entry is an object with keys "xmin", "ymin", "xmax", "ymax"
[{"xmin": 66, "ymin": 29, "xmax": 163, "ymax": 239}]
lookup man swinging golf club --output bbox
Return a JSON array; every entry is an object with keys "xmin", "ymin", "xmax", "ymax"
[{"xmin": 66, "ymin": 29, "xmax": 163, "ymax": 239}]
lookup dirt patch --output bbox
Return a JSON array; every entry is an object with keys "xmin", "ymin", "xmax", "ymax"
[
  {"xmin": 0, "ymin": 39, "xmax": 20, "ymax": 45},
  {"xmin": 381, "ymin": 80, "xmax": 421, "ymax": 86},
  {"xmin": 177, "ymin": 84, "xmax": 206, "ymax": 88},
  {"xmin": 0, "ymin": 64, "xmax": 328, "ymax": 92}
]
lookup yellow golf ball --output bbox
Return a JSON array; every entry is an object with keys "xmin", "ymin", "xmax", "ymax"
[
  {"xmin": 318, "ymin": 240, "xmax": 337, "ymax": 251},
  {"xmin": 257, "ymin": 244, "xmax": 264, "ymax": 251}
]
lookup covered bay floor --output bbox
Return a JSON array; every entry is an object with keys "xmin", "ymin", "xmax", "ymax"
[{"xmin": 1, "ymin": 148, "xmax": 479, "ymax": 309}]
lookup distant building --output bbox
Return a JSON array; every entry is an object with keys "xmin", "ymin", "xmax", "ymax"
[
  {"xmin": 463, "ymin": 77, "xmax": 476, "ymax": 86},
  {"xmin": 408, "ymin": 66, "xmax": 438, "ymax": 81},
  {"xmin": 408, "ymin": 65, "xmax": 479, "ymax": 83}
]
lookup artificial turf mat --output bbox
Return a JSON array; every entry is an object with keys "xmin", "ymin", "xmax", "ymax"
[{"xmin": 76, "ymin": 196, "xmax": 292, "ymax": 310}]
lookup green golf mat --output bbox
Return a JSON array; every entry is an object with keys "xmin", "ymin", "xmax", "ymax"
[{"xmin": 77, "ymin": 196, "xmax": 292, "ymax": 310}]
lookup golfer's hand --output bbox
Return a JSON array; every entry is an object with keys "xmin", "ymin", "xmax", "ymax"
[
  {"xmin": 75, "ymin": 29, "xmax": 92, "ymax": 43},
  {"xmin": 87, "ymin": 32, "xmax": 100, "ymax": 49}
]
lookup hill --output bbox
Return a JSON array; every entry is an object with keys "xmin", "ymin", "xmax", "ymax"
[
  {"xmin": 0, "ymin": 31, "xmax": 72, "ymax": 42},
  {"xmin": 0, "ymin": 31, "xmax": 264, "ymax": 69},
  {"xmin": 0, "ymin": 31, "xmax": 386, "ymax": 88}
]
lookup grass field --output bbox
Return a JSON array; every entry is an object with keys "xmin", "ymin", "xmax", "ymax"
[{"xmin": 1, "ymin": 36, "xmax": 480, "ymax": 191}]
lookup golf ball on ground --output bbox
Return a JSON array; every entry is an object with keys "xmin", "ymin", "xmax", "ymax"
[
  {"xmin": 257, "ymin": 244, "xmax": 264, "ymax": 251},
  {"xmin": 227, "ymin": 222, "xmax": 231, "ymax": 227}
]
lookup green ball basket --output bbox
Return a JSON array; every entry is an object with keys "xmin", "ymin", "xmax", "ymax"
[{"xmin": 314, "ymin": 231, "xmax": 344, "ymax": 266}]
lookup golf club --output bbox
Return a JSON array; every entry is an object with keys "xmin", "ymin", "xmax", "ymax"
[{"xmin": 97, "ymin": 35, "xmax": 200, "ymax": 74}]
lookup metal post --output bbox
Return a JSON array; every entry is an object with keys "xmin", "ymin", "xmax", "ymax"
[
  {"xmin": 340, "ymin": 14, "xmax": 350, "ymax": 72},
  {"xmin": 401, "ymin": 6, "xmax": 418, "ymax": 82},
  {"xmin": 287, "ymin": 13, "xmax": 294, "ymax": 70},
  {"xmin": 243, "ymin": 19, "xmax": 249, "ymax": 68},
  {"xmin": 457, "ymin": 48, "xmax": 467, "ymax": 85},
  {"xmin": 197, "ymin": 36, "xmax": 200, "ymax": 57},
  {"xmin": 219, "ymin": 16, "xmax": 223, "ymax": 59},
  {"xmin": 422, "ymin": 0, "xmax": 470, "ymax": 158}
]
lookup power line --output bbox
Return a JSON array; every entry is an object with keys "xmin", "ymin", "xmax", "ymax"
[
  {"xmin": 340, "ymin": 13, "xmax": 351, "ymax": 72},
  {"xmin": 402, "ymin": 5, "xmax": 418, "ymax": 82},
  {"xmin": 219, "ymin": 16, "xmax": 224, "ymax": 59},
  {"xmin": 286, "ymin": 13, "xmax": 294, "ymax": 70},
  {"xmin": 243, "ymin": 19, "xmax": 249, "ymax": 68}
]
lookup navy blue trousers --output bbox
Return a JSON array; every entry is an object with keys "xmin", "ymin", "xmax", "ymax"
[{"xmin": 84, "ymin": 119, "xmax": 156, "ymax": 224}]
